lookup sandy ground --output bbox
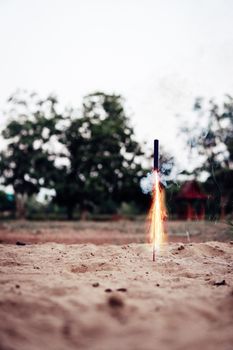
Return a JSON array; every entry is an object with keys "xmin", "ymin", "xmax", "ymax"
[
  {"xmin": 0, "ymin": 240, "xmax": 233, "ymax": 350},
  {"xmin": 0, "ymin": 220, "xmax": 232, "ymax": 244}
]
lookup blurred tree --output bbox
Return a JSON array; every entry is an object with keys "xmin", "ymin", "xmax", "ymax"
[
  {"xmin": 194, "ymin": 96, "xmax": 233, "ymax": 172},
  {"xmin": 0, "ymin": 191, "xmax": 15, "ymax": 213},
  {"xmin": 0, "ymin": 90, "xmax": 62, "ymax": 218},
  {"xmin": 204, "ymin": 168, "xmax": 233, "ymax": 219},
  {"xmin": 54, "ymin": 92, "xmax": 149, "ymax": 218},
  {"xmin": 0, "ymin": 90, "xmax": 159, "ymax": 220},
  {"xmin": 180, "ymin": 96, "xmax": 233, "ymax": 217}
]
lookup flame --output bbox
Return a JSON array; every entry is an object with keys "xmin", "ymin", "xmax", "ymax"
[{"xmin": 147, "ymin": 170, "xmax": 167, "ymax": 260}]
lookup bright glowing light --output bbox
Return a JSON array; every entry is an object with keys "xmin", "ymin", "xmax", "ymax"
[{"xmin": 147, "ymin": 170, "xmax": 166, "ymax": 261}]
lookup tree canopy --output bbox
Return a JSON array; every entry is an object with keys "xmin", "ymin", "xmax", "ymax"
[
  {"xmin": 0, "ymin": 90, "xmax": 62, "ymax": 217},
  {"xmin": 54, "ymin": 92, "xmax": 148, "ymax": 218},
  {"xmin": 180, "ymin": 96, "xmax": 233, "ymax": 217},
  {"xmin": 0, "ymin": 90, "xmax": 150, "ymax": 218}
]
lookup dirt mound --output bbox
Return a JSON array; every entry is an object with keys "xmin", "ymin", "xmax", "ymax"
[{"xmin": 0, "ymin": 242, "xmax": 233, "ymax": 350}]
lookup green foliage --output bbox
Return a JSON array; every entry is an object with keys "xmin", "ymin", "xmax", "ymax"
[
  {"xmin": 0, "ymin": 191, "xmax": 15, "ymax": 212},
  {"xmin": 54, "ymin": 92, "xmax": 149, "ymax": 218},
  {"xmin": 0, "ymin": 90, "xmax": 171, "ymax": 219},
  {"xmin": 119, "ymin": 202, "xmax": 140, "ymax": 216},
  {"xmin": 26, "ymin": 196, "xmax": 46, "ymax": 216},
  {"xmin": 165, "ymin": 183, "xmax": 180, "ymax": 217},
  {"xmin": 203, "ymin": 168, "xmax": 233, "ymax": 217},
  {"xmin": 0, "ymin": 90, "xmax": 62, "ymax": 198},
  {"xmin": 180, "ymin": 96, "xmax": 233, "ymax": 217},
  {"xmin": 181, "ymin": 96, "xmax": 233, "ymax": 176}
]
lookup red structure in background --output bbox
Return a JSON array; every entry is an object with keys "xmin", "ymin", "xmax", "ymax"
[{"xmin": 176, "ymin": 180, "xmax": 208, "ymax": 220}]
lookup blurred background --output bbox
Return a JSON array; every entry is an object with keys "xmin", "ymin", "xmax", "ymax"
[{"xmin": 0, "ymin": 0, "xmax": 232, "ymax": 227}]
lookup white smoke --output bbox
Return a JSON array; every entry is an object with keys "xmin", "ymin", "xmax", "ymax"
[
  {"xmin": 140, "ymin": 172, "xmax": 155, "ymax": 194},
  {"xmin": 140, "ymin": 160, "xmax": 175, "ymax": 194}
]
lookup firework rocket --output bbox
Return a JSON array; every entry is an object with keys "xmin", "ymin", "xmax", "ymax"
[
  {"xmin": 154, "ymin": 139, "xmax": 159, "ymax": 171},
  {"xmin": 141, "ymin": 139, "xmax": 166, "ymax": 262},
  {"xmin": 153, "ymin": 139, "xmax": 159, "ymax": 261}
]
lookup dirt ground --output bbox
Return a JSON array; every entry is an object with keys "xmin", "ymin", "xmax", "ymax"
[
  {"xmin": 0, "ymin": 220, "xmax": 232, "ymax": 244},
  {"xmin": 0, "ymin": 221, "xmax": 233, "ymax": 350}
]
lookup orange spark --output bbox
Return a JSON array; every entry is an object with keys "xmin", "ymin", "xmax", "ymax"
[{"xmin": 147, "ymin": 170, "xmax": 167, "ymax": 261}]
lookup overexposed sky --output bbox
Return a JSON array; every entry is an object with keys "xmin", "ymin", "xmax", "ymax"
[{"xmin": 0, "ymin": 0, "xmax": 233, "ymax": 169}]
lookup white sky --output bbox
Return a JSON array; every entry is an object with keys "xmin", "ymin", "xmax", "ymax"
[{"xmin": 1, "ymin": 0, "xmax": 233, "ymax": 170}]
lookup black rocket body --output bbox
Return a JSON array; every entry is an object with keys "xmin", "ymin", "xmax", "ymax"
[
  {"xmin": 153, "ymin": 139, "xmax": 159, "ymax": 262},
  {"xmin": 154, "ymin": 139, "xmax": 159, "ymax": 171}
]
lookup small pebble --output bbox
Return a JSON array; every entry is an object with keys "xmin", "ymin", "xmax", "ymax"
[
  {"xmin": 116, "ymin": 288, "xmax": 127, "ymax": 292},
  {"xmin": 92, "ymin": 283, "xmax": 99, "ymax": 287},
  {"xmin": 108, "ymin": 295, "xmax": 124, "ymax": 308},
  {"xmin": 16, "ymin": 241, "xmax": 26, "ymax": 246},
  {"xmin": 213, "ymin": 279, "xmax": 226, "ymax": 286}
]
